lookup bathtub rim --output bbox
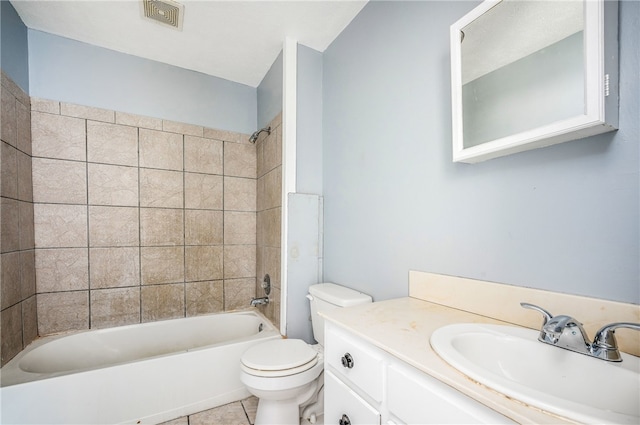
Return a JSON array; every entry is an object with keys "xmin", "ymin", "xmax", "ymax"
[{"xmin": 1, "ymin": 308, "xmax": 280, "ymax": 388}]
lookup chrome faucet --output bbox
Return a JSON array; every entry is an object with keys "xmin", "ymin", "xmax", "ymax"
[
  {"xmin": 250, "ymin": 296, "xmax": 269, "ymax": 307},
  {"xmin": 521, "ymin": 302, "xmax": 640, "ymax": 362}
]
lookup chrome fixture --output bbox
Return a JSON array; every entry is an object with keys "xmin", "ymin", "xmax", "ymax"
[
  {"xmin": 248, "ymin": 126, "xmax": 271, "ymax": 144},
  {"xmin": 250, "ymin": 296, "xmax": 269, "ymax": 307},
  {"xmin": 521, "ymin": 302, "xmax": 640, "ymax": 362},
  {"xmin": 262, "ymin": 274, "xmax": 271, "ymax": 295}
]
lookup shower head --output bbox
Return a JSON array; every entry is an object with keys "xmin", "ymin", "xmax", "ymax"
[{"xmin": 249, "ymin": 126, "xmax": 271, "ymax": 144}]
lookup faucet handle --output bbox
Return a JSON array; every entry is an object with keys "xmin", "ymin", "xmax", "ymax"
[
  {"xmin": 520, "ymin": 302, "xmax": 554, "ymax": 325},
  {"xmin": 591, "ymin": 322, "xmax": 640, "ymax": 361}
]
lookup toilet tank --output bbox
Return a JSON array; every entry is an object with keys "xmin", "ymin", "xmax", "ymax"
[{"xmin": 307, "ymin": 283, "xmax": 372, "ymax": 346}]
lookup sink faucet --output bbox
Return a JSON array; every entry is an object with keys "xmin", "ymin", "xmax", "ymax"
[
  {"xmin": 521, "ymin": 302, "xmax": 640, "ymax": 362},
  {"xmin": 250, "ymin": 296, "xmax": 269, "ymax": 307}
]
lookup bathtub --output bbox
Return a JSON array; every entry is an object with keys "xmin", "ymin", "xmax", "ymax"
[{"xmin": 0, "ymin": 310, "xmax": 280, "ymax": 424}]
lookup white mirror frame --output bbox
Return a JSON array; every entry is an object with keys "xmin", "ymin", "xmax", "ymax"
[{"xmin": 451, "ymin": 0, "xmax": 618, "ymax": 163}]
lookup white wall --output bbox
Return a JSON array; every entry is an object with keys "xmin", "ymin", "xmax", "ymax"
[{"xmin": 321, "ymin": 0, "xmax": 639, "ymax": 304}]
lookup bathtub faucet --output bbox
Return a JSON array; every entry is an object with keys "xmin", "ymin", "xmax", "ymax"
[{"xmin": 250, "ymin": 297, "xmax": 269, "ymax": 307}]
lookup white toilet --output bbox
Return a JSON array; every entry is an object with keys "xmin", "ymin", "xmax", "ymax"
[{"xmin": 240, "ymin": 283, "xmax": 372, "ymax": 425}]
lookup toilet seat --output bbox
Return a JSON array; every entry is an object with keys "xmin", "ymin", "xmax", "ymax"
[{"xmin": 241, "ymin": 339, "xmax": 318, "ymax": 378}]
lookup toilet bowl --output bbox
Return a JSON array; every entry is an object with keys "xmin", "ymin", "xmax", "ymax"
[
  {"xmin": 240, "ymin": 339, "xmax": 324, "ymax": 425},
  {"xmin": 241, "ymin": 283, "xmax": 372, "ymax": 425}
]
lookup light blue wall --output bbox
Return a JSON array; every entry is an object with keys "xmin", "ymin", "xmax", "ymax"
[
  {"xmin": 296, "ymin": 44, "xmax": 323, "ymax": 195},
  {"xmin": 322, "ymin": 0, "xmax": 639, "ymax": 304},
  {"xmin": 257, "ymin": 50, "xmax": 282, "ymax": 129},
  {"xmin": 1, "ymin": 0, "xmax": 29, "ymax": 92},
  {"xmin": 28, "ymin": 30, "xmax": 256, "ymax": 134}
]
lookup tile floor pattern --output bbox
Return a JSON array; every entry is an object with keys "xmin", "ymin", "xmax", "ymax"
[{"xmin": 159, "ymin": 396, "xmax": 258, "ymax": 425}]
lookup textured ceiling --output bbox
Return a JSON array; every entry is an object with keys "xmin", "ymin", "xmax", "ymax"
[{"xmin": 10, "ymin": 0, "xmax": 368, "ymax": 87}]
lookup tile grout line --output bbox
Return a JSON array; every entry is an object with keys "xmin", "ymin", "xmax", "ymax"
[
  {"xmin": 137, "ymin": 126, "xmax": 142, "ymax": 325},
  {"xmin": 85, "ymin": 117, "xmax": 92, "ymax": 330}
]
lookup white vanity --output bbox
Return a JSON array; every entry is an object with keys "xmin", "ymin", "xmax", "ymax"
[
  {"xmin": 320, "ymin": 272, "xmax": 640, "ymax": 425},
  {"xmin": 324, "ymin": 321, "xmax": 515, "ymax": 424}
]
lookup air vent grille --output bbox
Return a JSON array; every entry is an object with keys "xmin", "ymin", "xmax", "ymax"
[{"xmin": 142, "ymin": 0, "xmax": 184, "ymax": 30}]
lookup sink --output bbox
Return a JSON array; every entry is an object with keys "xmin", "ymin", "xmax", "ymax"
[{"xmin": 430, "ymin": 323, "xmax": 640, "ymax": 424}]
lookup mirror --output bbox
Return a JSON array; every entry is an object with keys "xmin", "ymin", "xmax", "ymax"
[{"xmin": 451, "ymin": 0, "xmax": 618, "ymax": 163}]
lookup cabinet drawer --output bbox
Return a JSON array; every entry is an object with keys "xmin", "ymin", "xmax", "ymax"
[
  {"xmin": 387, "ymin": 363, "xmax": 515, "ymax": 424},
  {"xmin": 325, "ymin": 371, "xmax": 381, "ymax": 425},
  {"xmin": 325, "ymin": 324, "xmax": 384, "ymax": 402}
]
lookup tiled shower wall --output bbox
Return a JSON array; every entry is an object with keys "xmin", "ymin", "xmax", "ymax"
[
  {"xmin": 255, "ymin": 113, "xmax": 282, "ymax": 329},
  {"xmin": 1, "ymin": 72, "xmax": 37, "ymax": 366},
  {"xmin": 30, "ymin": 98, "xmax": 258, "ymax": 335}
]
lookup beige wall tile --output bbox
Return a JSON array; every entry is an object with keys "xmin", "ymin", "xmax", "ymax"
[
  {"xmin": 115, "ymin": 111, "xmax": 162, "ymax": 130},
  {"xmin": 91, "ymin": 287, "xmax": 141, "ymax": 328},
  {"xmin": 16, "ymin": 100, "xmax": 31, "ymax": 155},
  {"xmin": 1, "ymin": 87, "xmax": 17, "ymax": 147},
  {"xmin": 224, "ymin": 141, "xmax": 256, "ymax": 179},
  {"xmin": 20, "ymin": 250, "xmax": 36, "ymax": 299},
  {"xmin": 1, "ymin": 304, "xmax": 22, "ymax": 366},
  {"xmin": 88, "ymin": 206, "xmax": 139, "ymax": 247},
  {"xmin": 224, "ymin": 211, "xmax": 256, "ymax": 245},
  {"xmin": 32, "ymin": 158, "xmax": 87, "ymax": 204},
  {"xmin": 184, "ymin": 173, "xmax": 223, "ymax": 210},
  {"xmin": 90, "ymin": 247, "xmax": 140, "ymax": 289},
  {"xmin": 139, "ymin": 129, "xmax": 183, "ymax": 171},
  {"xmin": 140, "ymin": 168, "xmax": 183, "ymax": 208},
  {"xmin": 1, "ymin": 198, "xmax": 19, "ymax": 253},
  {"xmin": 264, "ymin": 286, "xmax": 281, "ymax": 329},
  {"xmin": 184, "ymin": 136, "xmax": 223, "ymax": 175},
  {"xmin": 263, "ymin": 246, "xmax": 281, "ymax": 289},
  {"xmin": 224, "ymin": 245, "xmax": 256, "ymax": 279},
  {"xmin": 261, "ymin": 128, "xmax": 282, "ymax": 176},
  {"xmin": 34, "ymin": 204, "xmax": 88, "ymax": 248},
  {"xmin": 185, "ymin": 246, "xmax": 223, "ymax": 282},
  {"xmin": 162, "ymin": 120, "xmax": 203, "ymax": 137},
  {"xmin": 87, "ymin": 121, "xmax": 138, "ymax": 166},
  {"xmin": 88, "ymin": 163, "xmax": 139, "ymax": 207},
  {"xmin": 1, "ymin": 252, "xmax": 21, "ymax": 309},
  {"xmin": 18, "ymin": 201, "xmax": 35, "ymax": 251},
  {"xmin": 1, "ymin": 74, "xmax": 28, "ymax": 106},
  {"xmin": 224, "ymin": 278, "xmax": 255, "ymax": 311},
  {"xmin": 37, "ymin": 291, "xmax": 89, "ymax": 335},
  {"xmin": 16, "ymin": 150, "xmax": 32, "ymax": 202},
  {"xmin": 203, "ymin": 128, "xmax": 248, "ymax": 144},
  {"xmin": 32, "ymin": 112, "xmax": 86, "ymax": 161},
  {"xmin": 30, "ymin": 97, "xmax": 59, "ymax": 114},
  {"xmin": 185, "ymin": 280, "xmax": 223, "ymax": 316},
  {"xmin": 60, "ymin": 103, "xmax": 114, "ymax": 123},
  {"xmin": 35, "ymin": 248, "xmax": 88, "ymax": 293},
  {"xmin": 141, "ymin": 246, "xmax": 184, "ymax": 285},
  {"xmin": 21, "ymin": 295, "xmax": 38, "ymax": 348},
  {"xmin": 140, "ymin": 208, "xmax": 184, "ymax": 246},
  {"xmin": 262, "ymin": 167, "xmax": 282, "ymax": 210},
  {"xmin": 224, "ymin": 177, "xmax": 256, "ymax": 212},
  {"xmin": 185, "ymin": 210, "xmax": 222, "ymax": 245},
  {"xmin": 261, "ymin": 207, "xmax": 281, "ymax": 247},
  {"xmin": 141, "ymin": 283, "xmax": 185, "ymax": 322},
  {"xmin": 1, "ymin": 142, "xmax": 18, "ymax": 198}
]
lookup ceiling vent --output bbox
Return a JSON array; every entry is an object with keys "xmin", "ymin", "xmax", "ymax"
[{"xmin": 141, "ymin": 0, "xmax": 184, "ymax": 30}]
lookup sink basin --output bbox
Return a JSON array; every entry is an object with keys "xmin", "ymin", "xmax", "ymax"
[{"xmin": 430, "ymin": 323, "xmax": 640, "ymax": 424}]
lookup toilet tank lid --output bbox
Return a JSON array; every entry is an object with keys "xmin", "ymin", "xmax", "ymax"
[{"xmin": 308, "ymin": 283, "xmax": 372, "ymax": 307}]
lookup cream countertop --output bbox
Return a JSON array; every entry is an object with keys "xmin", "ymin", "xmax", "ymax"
[{"xmin": 320, "ymin": 297, "xmax": 576, "ymax": 424}]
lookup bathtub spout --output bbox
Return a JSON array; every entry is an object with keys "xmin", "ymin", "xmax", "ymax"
[{"xmin": 250, "ymin": 297, "xmax": 269, "ymax": 307}]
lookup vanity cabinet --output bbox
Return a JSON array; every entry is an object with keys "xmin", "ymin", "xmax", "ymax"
[{"xmin": 324, "ymin": 322, "xmax": 515, "ymax": 425}]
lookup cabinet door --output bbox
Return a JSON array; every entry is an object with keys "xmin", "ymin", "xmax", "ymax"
[
  {"xmin": 387, "ymin": 364, "xmax": 515, "ymax": 424},
  {"xmin": 325, "ymin": 371, "xmax": 380, "ymax": 425}
]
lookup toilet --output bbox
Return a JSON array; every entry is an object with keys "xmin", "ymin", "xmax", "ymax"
[{"xmin": 240, "ymin": 283, "xmax": 372, "ymax": 425}]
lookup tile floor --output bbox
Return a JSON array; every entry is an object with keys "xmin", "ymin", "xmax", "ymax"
[
  {"xmin": 159, "ymin": 396, "xmax": 258, "ymax": 425},
  {"xmin": 158, "ymin": 396, "xmax": 323, "ymax": 425}
]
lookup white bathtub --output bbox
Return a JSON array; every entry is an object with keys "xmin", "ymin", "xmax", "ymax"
[{"xmin": 0, "ymin": 310, "xmax": 280, "ymax": 424}]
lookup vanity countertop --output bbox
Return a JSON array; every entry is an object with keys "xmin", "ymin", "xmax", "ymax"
[{"xmin": 321, "ymin": 296, "xmax": 574, "ymax": 424}]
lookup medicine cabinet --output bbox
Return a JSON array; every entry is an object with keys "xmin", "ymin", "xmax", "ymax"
[{"xmin": 450, "ymin": 0, "xmax": 618, "ymax": 163}]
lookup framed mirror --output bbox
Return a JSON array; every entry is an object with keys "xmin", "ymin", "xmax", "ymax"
[{"xmin": 450, "ymin": 0, "xmax": 618, "ymax": 163}]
